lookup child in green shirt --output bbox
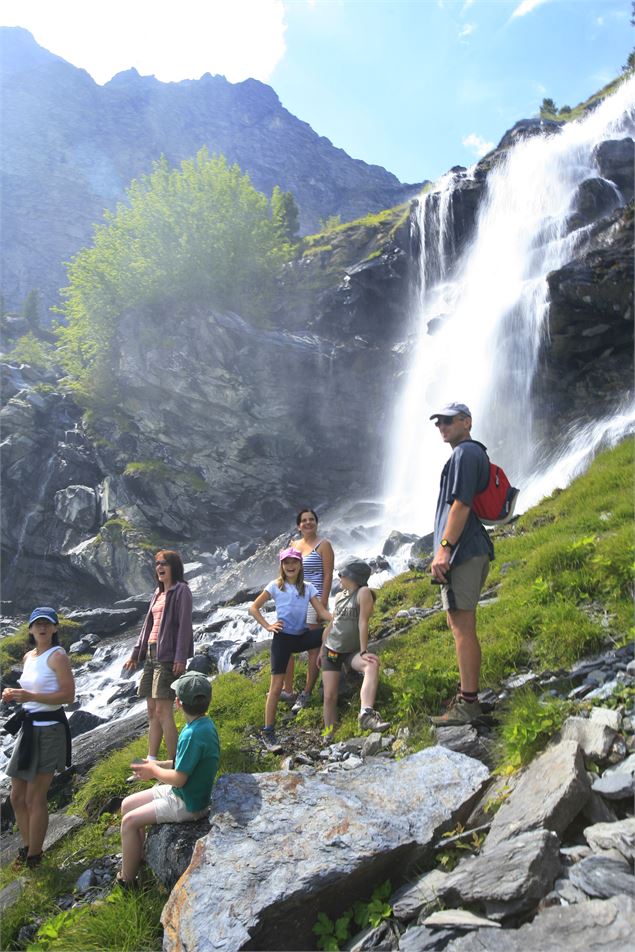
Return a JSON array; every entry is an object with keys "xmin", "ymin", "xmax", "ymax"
[{"xmin": 118, "ymin": 671, "xmax": 220, "ymax": 887}]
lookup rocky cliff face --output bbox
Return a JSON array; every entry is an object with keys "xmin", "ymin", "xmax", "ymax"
[
  {"xmin": 0, "ymin": 27, "xmax": 421, "ymax": 317},
  {"xmin": 1, "ymin": 88, "xmax": 632, "ymax": 606}
]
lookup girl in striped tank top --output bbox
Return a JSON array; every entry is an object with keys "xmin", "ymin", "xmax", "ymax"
[{"xmin": 283, "ymin": 509, "xmax": 334, "ymax": 713}]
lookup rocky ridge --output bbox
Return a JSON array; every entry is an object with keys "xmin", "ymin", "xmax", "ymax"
[{"xmin": 0, "ymin": 26, "xmax": 422, "ymax": 316}]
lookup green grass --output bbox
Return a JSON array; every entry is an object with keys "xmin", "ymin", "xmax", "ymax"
[{"xmin": 3, "ymin": 439, "xmax": 632, "ymax": 947}]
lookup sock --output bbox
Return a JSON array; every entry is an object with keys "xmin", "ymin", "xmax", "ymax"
[
  {"xmin": 361, "ymin": 706, "xmax": 373, "ymax": 714},
  {"xmin": 460, "ymin": 690, "xmax": 478, "ymax": 704},
  {"xmin": 147, "ymin": 754, "xmax": 158, "ymax": 761}
]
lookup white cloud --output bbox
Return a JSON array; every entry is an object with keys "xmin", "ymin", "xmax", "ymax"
[
  {"xmin": 459, "ymin": 23, "xmax": 476, "ymax": 38},
  {"xmin": 461, "ymin": 0, "xmax": 475, "ymax": 13},
  {"xmin": 511, "ymin": 0, "xmax": 551, "ymax": 18},
  {"xmin": 596, "ymin": 16, "xmax": 604, "ymax": 26},
  {"xmin": 0, "ymin": 0, "xmax": 287, "ymax": 84},
  {"xmin": 462, "ymin": 132, "xmax": 495, "ymax": 157}
]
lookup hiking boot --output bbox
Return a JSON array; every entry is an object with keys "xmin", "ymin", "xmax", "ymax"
[
  {"xmin": 291, "ymin": 691, "xmax": 311, "ymax": 713},
  {"xmin": 12, "ymin": 845, "xmax": 28, "ymax": 869},
  {"xmin": 25, "ymin": 853, "xmax": 43, "ymax": 869},
  {"xmin": 430, "ymin": 697, "xmax": 482, "ymax": 726},
  {"xmin": 279, "ymin": 690, "xmax": 297, "ymax": 706},
  {"xmin": 260, "ymin": 728, "xmax": 283, "ymax": 753},
  {"xmin": 358, "ymin": 709, "xmax": 390, "ymax": 732}
]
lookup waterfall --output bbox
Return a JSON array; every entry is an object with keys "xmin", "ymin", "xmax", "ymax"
[{"xmin": 384, "ymin": 76, "xmax": 635, "ymax": 536}]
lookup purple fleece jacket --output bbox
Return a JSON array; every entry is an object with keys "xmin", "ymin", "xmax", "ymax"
[{"xmin": 131, "ymin": 581, "xmax": 193, "ymax": 665}]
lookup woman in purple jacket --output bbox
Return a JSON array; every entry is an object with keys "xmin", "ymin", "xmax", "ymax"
[{"xmin": 123, "ymin": 550, "xmax": 193, "ymax": 761}]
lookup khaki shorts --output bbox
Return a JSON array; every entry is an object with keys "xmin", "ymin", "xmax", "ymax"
[
  {"xmin": 137, "ymin": 644, "xmax": 176, "ymax": 700},
  {"xmin": 442, "ymin": 554, "xmax": 490, "ymax": 612},
  {"xmin": 151, "ymin": 784, "xmax": 209, "ymax": 823}
]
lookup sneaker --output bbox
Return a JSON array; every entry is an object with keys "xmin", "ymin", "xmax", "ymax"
[
  {"xmin": 430, "ymin": 697, "xmax": 482, "ymax": 726},
  {"xmin": 12, "ymin": 845, "xmax": 28, "ymax": 869},
  {"xmin": 279, "ymin": 690, "xmax": 297, "ymax": 706},
  {"xmin": 358, "ymin": 709, "xmax": 390, "ymax": 732},
  {"xmin": 25, "ymin": 853, "xmax": 43, "ymax": 869},
  {"xmin": 260, "ymin": 728, "xmax": 283, "ymax": 753},
  {"xmin": 291, "ymin": 691, "xmax": 311, "ymax": 713}
]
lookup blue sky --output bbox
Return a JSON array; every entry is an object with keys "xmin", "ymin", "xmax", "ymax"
[{"xmin": 1, "ymin": 0, "xmax": 632, "ymax": 183}]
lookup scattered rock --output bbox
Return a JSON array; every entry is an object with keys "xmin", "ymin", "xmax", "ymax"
[{"xmin": 568, "ymin": 853, "xmax": 635, "ymax": 899}]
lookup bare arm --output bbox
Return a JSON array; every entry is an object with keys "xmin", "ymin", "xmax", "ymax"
[
  {"xmin": 249, "ymin": 591, "xmax": 283, "ymax": 633},
  {"xmin": 131, "ymin": 760, "xmax": 188, "ymax": 787},
  {"xmin": 430, "ymin": 499, "xmax": 471, "ymax": 583},
  {"xmin": 356, "ymin": 588, "xmax": 374, "ymax": 654},
  {"xmin": 3, "ymin": 649, "xmax": 75, "ymax": 705},
  {"xmin": 320, "ymin": 540, "xmax": 334, "ymax": 608},
  {"xmin": 309, "ymin": 595, "xmax": 332, "ymax": 625}
]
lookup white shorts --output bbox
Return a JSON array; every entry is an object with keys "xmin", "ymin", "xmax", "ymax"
[{"xmin": 151, "ymin": 784, "xmax": 209, "ymax": 823}]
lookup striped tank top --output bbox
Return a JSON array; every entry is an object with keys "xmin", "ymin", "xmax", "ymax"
[{"xmin": 303, "ymin": 542, "xmax": 324, "ymax": 625}]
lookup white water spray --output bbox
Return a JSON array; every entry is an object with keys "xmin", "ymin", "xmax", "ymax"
[{"xmin": 385, "ymin": 77, "xmax": 635, "ymax": 536}]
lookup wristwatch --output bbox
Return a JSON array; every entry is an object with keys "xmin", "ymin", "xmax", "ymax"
[{"xmin": 440, "ymin": 539, "xmax": 455, "ymax": 551}]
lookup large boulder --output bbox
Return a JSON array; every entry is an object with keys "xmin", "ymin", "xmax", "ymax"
[
  {"xmin": 594, "ymin": 137, "xmax": 635, "ymax": 203},
  {"xmin": 159, "ymin": 747, "xmax": 489, "ymax": 951}
]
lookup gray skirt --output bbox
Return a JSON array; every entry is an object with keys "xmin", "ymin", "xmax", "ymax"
[{"xmin": 6, "ymin": 723, "xmax": 67, "ymax": 782}]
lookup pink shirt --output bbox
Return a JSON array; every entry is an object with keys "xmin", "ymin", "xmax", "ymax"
[{"xmin": 148, "ymin": 590, "xmax": 166, "ymax": 644}]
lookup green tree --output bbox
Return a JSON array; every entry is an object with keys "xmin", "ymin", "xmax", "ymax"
[
  {"xmin": 57, "ymin": 149, "xmax": 287, "ymax": 398},
  {"xmin": 22, "ymin": 289, "xmax": 40, "ymax": 329},
  {"xmin": 539, "ymin": 97, "xmax": 557, "ymax": 118},
  {"xmin": 8, "ymin": 332, "xmax": 54, "ymax": 369},
  {"xmin": 271, "ymin": 186, "xmax": 300, "ymax": 243}
]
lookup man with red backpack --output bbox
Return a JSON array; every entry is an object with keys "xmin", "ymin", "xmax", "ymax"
[{"xmin": 428, "ymin": 402, "xmax": 494, "ymax": 725}]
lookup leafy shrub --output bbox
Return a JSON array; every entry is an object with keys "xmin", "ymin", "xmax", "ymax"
[{"xmin": 496, "ymin": 688, "xmax": 573, "ymax": 769}]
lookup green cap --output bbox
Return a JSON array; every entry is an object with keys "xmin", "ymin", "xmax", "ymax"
[{"xmin": 170, "ymin": 671, "xmax": 212, "ymax": 706}]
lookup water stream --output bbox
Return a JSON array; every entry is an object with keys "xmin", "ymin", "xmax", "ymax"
[{"xmin": 384, "ymin": 76, "xmax": 635, "ymax": 537}]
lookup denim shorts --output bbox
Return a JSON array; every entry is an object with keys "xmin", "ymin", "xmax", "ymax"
[{"xmin": 270, "ymin": 629, "xmax": 323, "ymax": 675}]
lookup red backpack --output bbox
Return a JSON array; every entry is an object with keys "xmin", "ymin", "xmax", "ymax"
[{"xmin": 472, "ymin": 449, "xmax": 520, "ymax": 525}]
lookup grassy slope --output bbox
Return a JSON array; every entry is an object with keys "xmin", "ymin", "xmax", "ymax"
[{"xmin": 1, "ymin": 439, "xmax": 632, "ymax": 949}]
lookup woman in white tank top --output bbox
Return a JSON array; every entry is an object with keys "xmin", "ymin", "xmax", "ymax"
[{"xmin": 2, "ymin": 607, "xmax": 75, "ymax": 868}]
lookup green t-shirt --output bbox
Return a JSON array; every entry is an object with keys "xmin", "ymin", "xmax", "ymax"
[{"xmin": 173, "ymin": 716, "xmax": 220, "ymax": 813}]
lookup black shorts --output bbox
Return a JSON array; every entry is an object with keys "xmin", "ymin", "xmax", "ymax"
[
  {"xmin": 270, "ymin": 629, "xmax": 323, "ymax": 675},
  {"xmin": 321, "ymin": 644, "xmax": 355, "ymax": 672}
]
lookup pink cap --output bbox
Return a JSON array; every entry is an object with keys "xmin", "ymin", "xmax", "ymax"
[{"xmin": 279, "ymin": 547, "xmax": 303, "ymax": 562}]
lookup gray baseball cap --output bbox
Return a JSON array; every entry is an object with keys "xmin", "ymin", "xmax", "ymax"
[{"xmin": 429, "ymin": 403, "xmax": 472, "ymax": 419}]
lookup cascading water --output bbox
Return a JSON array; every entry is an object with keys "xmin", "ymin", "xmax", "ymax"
[{"xmin": 385, "ymin": 76, "xmax": 635, "ymax": 536}]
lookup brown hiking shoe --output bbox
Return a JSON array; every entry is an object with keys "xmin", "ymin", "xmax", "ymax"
[{"xmin": 430, "ymin": 698, "xmax": 482, "ymax": 726}]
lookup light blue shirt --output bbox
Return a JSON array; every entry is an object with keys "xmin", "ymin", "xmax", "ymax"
[{"xmin": 264, "ymin": 580, "xmax": 319, "ymax": 634}]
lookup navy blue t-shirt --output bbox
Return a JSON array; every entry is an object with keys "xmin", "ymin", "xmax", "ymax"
[{"xmin": 433, "ymin": 440, "xmax": 494, "ymax": 567}]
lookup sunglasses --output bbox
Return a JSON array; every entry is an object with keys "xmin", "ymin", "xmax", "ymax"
[
  {"xmin": 434, "ymin": 415, "xmax": 457, "ymax": 427},
  {"xmin": 155, "ymin": 560, "xmax": 169, "ymax": 567}
]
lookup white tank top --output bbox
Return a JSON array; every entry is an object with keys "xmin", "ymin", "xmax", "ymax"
[{"xmin": 19, "ymin": 645, "xmax": 63, "ymax": 725}]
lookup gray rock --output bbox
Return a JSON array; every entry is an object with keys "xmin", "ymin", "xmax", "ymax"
[
  {"xmin": 607, "ymin": 735, "xmax": 628, "ymax": 764},
  {"xmin": 0, "ymin": 878, "xmax": 26, "ymax": 915},
  {"xmin": 485, "ymin": 740, "xmax": 589, "ymax": 849},
  {"xmin": 441, "ymin": 829, "xmax": 560, "ymax": 915},
  {"xmin": 590, "ymin": 707, "xmax": 622, "ymax": 731},
  {"xmin": 160, "ymin": 747, "xmax": 489, "ymax": 951},
  {"xmin": 399, "ymin": 926, "xmax": 458, "ymax": 951},
  {"xmin": 434, "ymin": 724, "xmax": 494, "ymax": 765},
  {"xmin": 65, "ymin": 607, "xmax": 141, "ymax": 634},
  {"xmin": 421, "ymin": 910, "xmax": 500, "ymax": 930},
  {"xmin": 344, "ymin": 921, "xmax": 397, "ymax": 951},
  {"xmin": 68, "ymin": 709, "xmax": 107, "ymax": 739},
  {"xmin": 0, "ymin": 812, "xmax": 83, "ymax": 864},
  {"xmin": 568, "ymin": 854, "xmax": 635, "ymax": 899},
  {"xmin": 75, "ymin": 868, "xmax": 97, "ymax": 892},
  {"xmin": 362, "ymin": 732, "xmax": 386, "ymax": 757},
  {"xmin": 54, "ymin": 484, "xmax": 98, "ymax": 531},
  {"xmin": 560, "ymin": 716, "xmax": 616, "ymax": 761},
  {"xmin": 582, "ymin": 790, "xmax": 619, "ymax": 824},
  {"xmin": 553, "ymin": 876, "xmax": 588, "ymax": 904},
  {"xmin": 444, "ymin": 895, "xmax": 635, "ymax": 950},
  {"xmin": 592, "ymin": 771, "xmax": 635, "ymax": 800},
  {"xmin": 584, "ymin": 818, "xmax": 635, "ymax": 862},
  {"xmin": 391, "ymin": 869, "xmax": 449, "ymax": 922}
]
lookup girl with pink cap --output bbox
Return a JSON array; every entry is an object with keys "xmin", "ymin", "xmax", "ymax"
[{"xmin": 249, "ymin": 548, "xmax": 332, "ymax": 751}]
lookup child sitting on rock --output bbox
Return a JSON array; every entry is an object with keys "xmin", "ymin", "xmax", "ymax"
[
  {"xmin": 318, "ymin": 560, "xmax": 390, "ymax": 742},
  {"xmin": 118, "ymin": 671, "xmax": 220, "ymax": 888}
]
